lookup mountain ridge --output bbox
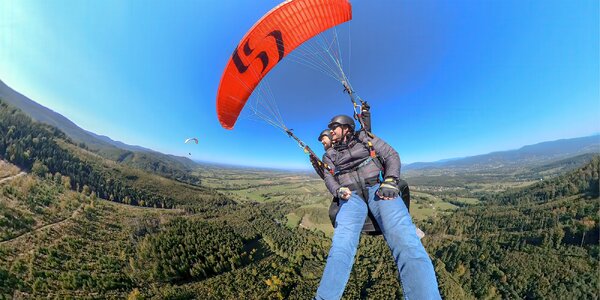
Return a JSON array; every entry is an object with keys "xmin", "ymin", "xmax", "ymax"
[
  {"xmin": 2, "ymin": 79, "xmax": 598, "ymax": 173},
  {"xmin": 405, "ymin": 135, "xmax": 600, "ymax": 171},
  {"xmin": 0, "ymin": 79, "xmax": 200, "ymax": 183},
  {"xmin": 0, "ymin": 79, "xmax": 154, "ymax": 154}
]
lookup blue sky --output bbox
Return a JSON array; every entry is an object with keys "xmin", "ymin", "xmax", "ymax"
[{"xmin": 1, "ymin": 0, "xmax": 598, "ymax": 169}]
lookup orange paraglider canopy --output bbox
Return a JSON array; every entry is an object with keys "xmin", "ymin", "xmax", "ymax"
[{"xmin": 216, "ymin": 0, "xmax": 352, "ymax": 129}]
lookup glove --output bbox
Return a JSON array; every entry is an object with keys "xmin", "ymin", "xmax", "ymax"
[
  {"xmin": 377, "ymin": 177, "xmax": 399, "ymax": 199},
  {"xmin": 337, "ymin": 187, "xmax": 351, "ymax": 199}
]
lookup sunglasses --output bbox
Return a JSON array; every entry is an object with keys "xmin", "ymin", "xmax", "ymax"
[{"xmin": 328, "ymin": 123, "xmax": 341, "ymax": 130}]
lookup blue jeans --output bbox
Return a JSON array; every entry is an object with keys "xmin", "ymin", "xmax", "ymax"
[{"xmin": 315, "ymin": 185, "xmax": 441, "ymax": 300}]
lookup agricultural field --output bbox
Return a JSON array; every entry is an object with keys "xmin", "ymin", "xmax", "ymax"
[
  {"xmin": 198, "ymin": 166, "xmax": 486, "ymax": 235},
  {"xmin": 197, "ymin": 167, "xmax": 331, "ymax": 204},
  {"xmin": 465, "ymin": 180, "xmax": 540, "ymax": 193},
  {"xmin": 410, "ymin": 191, "xmax": 459, "ymax": 221},
  {"xmin": 452, "ymin": 197, "xmax": 481, "ymax": 205}
]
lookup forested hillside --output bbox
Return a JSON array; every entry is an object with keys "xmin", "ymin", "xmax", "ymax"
[
  {"xmin": 2, "ymin": 157, "xmax": 596, "ymax": 299},
  {"xmin": 423, "ymin": 157, "xmax": 599, "ymax": 299},
  {"xmin": 1, "ymin": 99, "xmax": 598, "ymax": 298},
  {"xmin": 0, "ymin": 100, "xmax": 225, "ymax": 210}
]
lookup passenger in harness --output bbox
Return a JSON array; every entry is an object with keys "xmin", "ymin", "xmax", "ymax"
[
  {"xmin": 313, "ymin": 115, "xmax": 441, "ymax": 300},
  {"xmin": 310, "ymin": 105, "xmax": 418, "ymax": 237}
]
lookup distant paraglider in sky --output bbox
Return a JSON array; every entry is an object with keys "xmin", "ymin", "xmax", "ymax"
[
  {"xmin": 185, "ymin": 138, "xmax": 198, "ymax": 156},
  {"xmin": 185, "ymin": 138, "xmax": 199, "ymax": 144}
]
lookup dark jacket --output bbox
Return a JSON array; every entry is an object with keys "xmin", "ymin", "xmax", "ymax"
[{"xmin": 323, "ymin": 131, "xmax": 400, "ymax": 196}]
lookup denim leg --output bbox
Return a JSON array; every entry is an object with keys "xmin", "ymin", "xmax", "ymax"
[
  {"xmin": 367, "ymin": 185, "xmax": 441, "ymax": 300},
  {"xmin": 315, "ymin": 193, "xmax": 368, "ymax": 300}
]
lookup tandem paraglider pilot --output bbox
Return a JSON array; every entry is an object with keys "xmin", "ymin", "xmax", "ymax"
[{"xmin": 314, "ymin": 115, "xmax": 441, "ymax": 300}]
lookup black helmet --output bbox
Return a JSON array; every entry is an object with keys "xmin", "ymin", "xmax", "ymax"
[
  {"xmin": 328, "ymin": 114, "xmax": 355, "ymax": 132},
  {"xmin": 318, "ymin": 129, "xmax": 332, "ymax": 142}
]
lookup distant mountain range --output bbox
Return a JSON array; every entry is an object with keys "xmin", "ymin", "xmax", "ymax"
[
  {"xmin": 404, "ymin": 135, "xmax": 600, "ymax": 171},
  {"xmin": 1, "ymin": 79, "xmax": 598, "ymax": 175}
]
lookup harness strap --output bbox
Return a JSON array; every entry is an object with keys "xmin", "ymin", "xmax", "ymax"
[
  {"xmin": 367, "ymin": 141, "xmax": 376, "ymax": 158},
  {"xmin": 360, "ymin": 136, "xmax": 385, "ymax": 176}
]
